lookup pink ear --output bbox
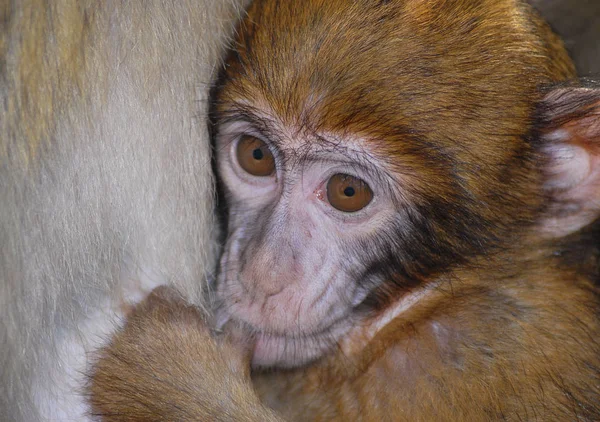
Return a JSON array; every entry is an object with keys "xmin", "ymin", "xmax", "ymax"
[{"xmin": 538, "ymin": 85, "xmax": 600, "ymax": 237}]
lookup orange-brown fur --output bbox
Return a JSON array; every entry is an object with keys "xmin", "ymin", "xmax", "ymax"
[{"xmin": 89, "ymin": 288, "xmax": 281, "ymax": 421}]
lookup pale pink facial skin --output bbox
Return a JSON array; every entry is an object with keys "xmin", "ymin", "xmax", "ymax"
[{"xmin": 214, "ymin": 117, "xmax": 402, "ymax": 368}]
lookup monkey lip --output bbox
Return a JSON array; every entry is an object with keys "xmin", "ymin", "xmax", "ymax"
[
  {"xmin": 222, "ymin": 315, "xmax": 353, "ymax": 368},
  {"xmin": 251, "ymin": 329, "xmax": 340, "ymax": 368}
]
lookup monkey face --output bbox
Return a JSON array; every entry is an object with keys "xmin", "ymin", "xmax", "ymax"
[{"xmin": 215, "ymin": 118, "xmax": 404, "ymax": 367}]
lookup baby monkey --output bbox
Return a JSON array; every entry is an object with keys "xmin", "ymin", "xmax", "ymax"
[{"xmin": 90, "ymin": 0, "xmax": 600, "ymax": 420}]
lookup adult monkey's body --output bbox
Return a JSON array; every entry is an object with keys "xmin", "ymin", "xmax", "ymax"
[
  {"xmin": 0, "ymin": 1, "xmax": 247, "ymax": 420},
  {"xmin": 89, "ymin": 0, "xmax": 600, "ymax": 421}
]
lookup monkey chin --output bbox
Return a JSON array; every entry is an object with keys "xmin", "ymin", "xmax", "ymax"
[
  {"xmin": 248, "ymin": 283, "xmax": 439, "ymax": 367},
  {"xmin": 251, "ymin": 322, "xmax": 354, "ymax": 368},
  {"xmin": 216, "ymin": 309, "xmax": 354, "ymax": 368}
]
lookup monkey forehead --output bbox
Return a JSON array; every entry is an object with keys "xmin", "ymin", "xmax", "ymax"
[{"xmin": 220, "ymin": 0, "xmax": 573, "ymax": 164}]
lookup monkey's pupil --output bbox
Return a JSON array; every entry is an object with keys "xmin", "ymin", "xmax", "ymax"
[
  {"xmin": 344, "ymin": 186, "xmax": 355, "ymax": 197},
  {"xmin": 252, "ymin": 148, "xmax": 264, "ymax": 160}
]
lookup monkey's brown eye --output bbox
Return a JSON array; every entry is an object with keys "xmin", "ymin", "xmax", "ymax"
[
  {"xmin": 236, "ymin": 135, "xmax": 275, "ymax": 177},
  {"xmin": 327, "ymin": 173, "xmax": 373, "ymax": 213}
]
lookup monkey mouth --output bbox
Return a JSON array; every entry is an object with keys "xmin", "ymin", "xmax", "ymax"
[
  {"xmin": 251, "ymin": 330, "xmax": 337, "ymax": 367},
  {"xmin": 217, "ymin": 311, "xmax": 353, "ymax": 368}
]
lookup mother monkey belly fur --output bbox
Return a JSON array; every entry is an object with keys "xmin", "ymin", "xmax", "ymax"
[{"xmin": 0, "ymin": 1, "xmax": 248, "ymax": 420}]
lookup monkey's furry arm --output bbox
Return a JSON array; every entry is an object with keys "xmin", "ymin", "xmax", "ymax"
[{"xmin": 89, "ymin": 287, "xmax": 283, "ymax": 422}]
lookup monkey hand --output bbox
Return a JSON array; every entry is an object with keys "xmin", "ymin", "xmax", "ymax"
[{"xmin": 88, "ymin": 286, "xmax": 283, "ymax": 421}]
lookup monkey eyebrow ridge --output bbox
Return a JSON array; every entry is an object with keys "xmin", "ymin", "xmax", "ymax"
[{"xmin": 217, "ymin": 102, "xmax": 400, "ymax": 193}]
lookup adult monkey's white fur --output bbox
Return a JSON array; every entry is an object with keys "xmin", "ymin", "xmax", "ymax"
[{"xmin": 0, "ymin": 1, "xmax": 247, "ymax": 420}]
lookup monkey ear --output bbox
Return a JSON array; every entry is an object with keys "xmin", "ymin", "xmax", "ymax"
[{"xmin": 537, "ymin": 84, "xmax": 600, "ymax": 238}]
